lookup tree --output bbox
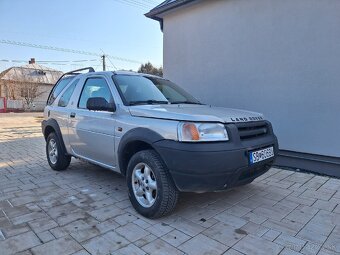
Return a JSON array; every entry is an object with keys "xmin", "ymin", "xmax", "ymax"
[
  {"xmin": 20, "ymin": 74, "xmax": 46, "ymax": 110},
  {"xmin": 138, "ymin": 62, "xmax": 163, "ymax": 77}
]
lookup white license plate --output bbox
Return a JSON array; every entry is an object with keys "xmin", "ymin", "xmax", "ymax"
[{"xmin": 249, "ymin": 146, "xmax": 274, "ymax": 164}]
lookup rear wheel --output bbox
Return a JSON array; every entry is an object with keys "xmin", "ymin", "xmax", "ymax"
[
  {"xmin": 127, "ymin": 150, "xmax": 179, "ymax": 218},
  {"xmin": 46, "ymin": 132, "xmax": 71, "ymax": 171}
]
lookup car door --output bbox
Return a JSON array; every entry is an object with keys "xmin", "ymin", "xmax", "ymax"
[{"xmin": 68, "ymin": 76, "xmax": 116, "ymax": 167}]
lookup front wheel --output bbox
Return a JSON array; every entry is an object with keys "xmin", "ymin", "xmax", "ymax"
[
  {"xmin": 46, "ymin": 132, "xmax": 71, "ymax": 171},
  {"xmin": 127, "ymin": 150, "xmax": 179, "ymax": 218}
]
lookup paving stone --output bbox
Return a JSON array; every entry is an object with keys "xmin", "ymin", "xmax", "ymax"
[
  {"xmin": 263, "ymin": 229, "xmax": 281, "ymax": 242},
  {"xmin": 242, "ymin": 211, "xmax": 268, "ymax": 224},
  {"xmin": 0, "ymin": 231, "xmax": 41, "ymax": 255},
  {"xmin": 133, "ymin": 218, "xmax": 152, "ymax": 229},
  {"xmin": 161, "ymin": 229, "xmax": 191, "ymax": 247},
  {"xmin": 239, "ymin": 222, "xmax": 269, "ymax": 237},
  {"xmin": 50, "ymin": 220, "xmax": 91, "ymax": 238},
  {"xmin": 10, "ymin": 195, "xmax": 39, "ymax": 206},
  {"xmin": 262, "ymin": 219, "xmax": 304, "ymax": 236},
  {"xmin": 222, "ymin": 248, "xmax": 244, "ymax": 255},
  {"xmin": 312, "ymin": 200, "xmax": 338, "ymax": 212},
  {"xmin": 134, "ymin": 233, "xmax": 158, "ymax": 247},
  {"xmin": 280, "ymin": 247, "xmax": 304, "ymax": 255},
  {"xmin": 296, "ymin": 228, "xmax": 328, "ymax": 245},
  {"xmin": 179, "ymin": 233, "xmax": 228, "ymax": 255},
  {"xmin": 146, "ymin": 222, "xmax": 174, "ymax": 237},
  {"xmin": 28, "ymin": 217, "xmax": 58, "ymax": 233},
  {"xmin": 36, "ymin": 231, "xmax": 55, "ymax": 243},
  {"xmin": 95, "ymin": 218, "xmax": 120, "ymax": 233},
  {"xmin": 46, "ymin": 203, "xmax": 79, "ymax": 219},
  {"xmin": 1, "ymin": 223, "xmax": 31, "ymax": 238},
  {"xmin": 300, "ymin": 189, "xmax": 335, "ymax": 201},
  {"xmin": 11, "ymin": 211, "xmax": 47, "ymax": 225},
  {"xmin": 71, "ymin": 250, "xmax": 91, "ymax": 255},
  {"xmin": 88, "ymin": 204, "xmax": 124, "ymax": 221},
  {"xmin": 31, "ymin": 236, "xmax": 82, "ymax": 255},
  {"xmin": 274, "ymin": 233, "xmax": 306, "ymax": 252},
  {"xmin": 142, "ymin": 238, "xmax": 183, "ymax": 255},
  {"xmin": 323, "ymin": 232, "xmax": 340, "ymax": 253},
  {"xmin": 214, "ymin": 212, "xmax": 247, "ymax": 228},
  {"xmin": 116, "ymin": 222, "xmax": 150, "ymax": 242},
  {"xmin": 318, "ymin": 248, "xmax": 339, "ymax": 255},
  {"xmin": 285, "ymin": 205, "xmax": 319, "ymax": 224},
  {"xmin": 252, "ymin": 204, "xmax": 291, "ymax": 221},
  {"xmin": 169, "ymin": 217, "xmax": 205, "ymax": 237},
  {"xmin": 70, "ymin": 226, "xmax": 101, "ymax": 242},
  {"xmin": 203, "ymin": 222, "xmax": 247, "ymax": 246},
  {"xmin": 115, "ymin": 243, "xmax": 147, "ymax": 255},
  {"xmin": 55, "ymin": 210, "xmax": 89, "ymax": 226},
  {"xmin": 82, "ymin": 231, "xmax": 129, "ymax": 255},
  {"xmin": 284, "ymin": 194, "xmax": 316, "ymax": 206},
  {"xmin": 300, "ymin": 242, "xmax": 321, "ymax": 255},
  {"xmin": 233, "ymin": 235, "xmax": 283, "ymax": 255}
]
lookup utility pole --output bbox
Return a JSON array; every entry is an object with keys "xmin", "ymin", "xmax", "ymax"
[{"xmin": 101, "ymin": 54, "xmax": 106, "ymax": 71}]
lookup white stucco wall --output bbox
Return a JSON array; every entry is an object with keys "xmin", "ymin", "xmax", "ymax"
[{"xmin": 162, "ymin": 0, "xmax": 340, "ymax": 157}]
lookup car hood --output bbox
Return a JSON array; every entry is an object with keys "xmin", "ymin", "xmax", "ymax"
[{"xmin": 128, "ymin": 104, "xmax": 264, "ymax": 123}]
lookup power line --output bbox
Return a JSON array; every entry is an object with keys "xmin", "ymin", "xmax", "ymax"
[
  {"xmin": 0, "ymin": 58, "xmax": 98, "ymax": 63},
  {"xmin": 141, "ymin": 0, "xmax": 159, "ymax": 5},
  {"xmin": 0, "ymin": 39, "xmax": 143, "ymax": 64},
  {"xmin": 114, "ymin": 0, "xmax": 153, "ymax": 10}
]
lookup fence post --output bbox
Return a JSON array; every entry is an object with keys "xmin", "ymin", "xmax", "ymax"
[{"xmin": 4, "ymin": 97, "xmax": 7, "ymax": 113}]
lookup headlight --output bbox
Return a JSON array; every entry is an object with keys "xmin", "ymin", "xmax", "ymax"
[{"xmin": 178, "ymin": 122, "xmax": 229, "ymax": 142}]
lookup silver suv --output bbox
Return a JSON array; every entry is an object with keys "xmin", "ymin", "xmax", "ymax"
[{"xmin": 42, "ymin": 67, "xmax": 278, "ymax": 218}]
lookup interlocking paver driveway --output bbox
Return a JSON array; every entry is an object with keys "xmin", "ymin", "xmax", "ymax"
[{"xmin": 0, "ymin": 113, "xmax": 339, "ymax": 255}]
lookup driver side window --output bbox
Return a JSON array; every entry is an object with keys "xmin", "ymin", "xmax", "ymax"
[{"xmin": 78, "ymin": 77, "xmax": 114, "ymax": 109}]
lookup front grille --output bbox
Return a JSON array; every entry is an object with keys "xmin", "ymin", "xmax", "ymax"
[{"xmin": 236, "ymin": 121, "xmax": 269, "ymax": 140}]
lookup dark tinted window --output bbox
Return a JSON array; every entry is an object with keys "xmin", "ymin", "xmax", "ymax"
[
  {"xmin": 48, "ymin": 76, "xmax": 74, "ymax": 105},
  {"xmin": 78, "ymin": 77, "xmax": 114, "ymax": 109},
  {"xmin": 58, "ymin": 79, "xmax": 79, "ymax": 107}
]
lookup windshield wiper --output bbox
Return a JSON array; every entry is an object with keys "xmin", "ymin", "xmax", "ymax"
[
  {"xmin": 129, "ymin": 100, "xmax": 169, "ymax": 106},
  {"xmin": 170, "ymin": 101, "xmax": 203, "ymax": 105}
]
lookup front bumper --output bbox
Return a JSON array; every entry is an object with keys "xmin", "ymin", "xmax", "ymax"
[{"xmin": 153, "ymin": 121, "xmax": 278, "ymax": 192}]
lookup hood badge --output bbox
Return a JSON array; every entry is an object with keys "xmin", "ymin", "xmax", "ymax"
[{"xmin": 230, "ymin": 116, "xmax": 263, "ymax": 122}]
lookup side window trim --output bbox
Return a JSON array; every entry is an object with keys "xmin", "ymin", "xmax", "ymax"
[
  {"xmin": 77, "ymin": 76, "xmax": 115, "ymax": 110},
  {"xmin": 47, "ymin": 76, "xmax": 74, "ymax": 105},
  {"xmin": 57, "ymin": 79, "xmax": 79, "ymax": 107}
]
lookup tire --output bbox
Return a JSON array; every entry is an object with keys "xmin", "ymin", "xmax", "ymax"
[
  {"xmin": 127, "ymin": 149, "xmax": 179, "ymax": 218},
  {"xmin": 46, "ymin": 132, "xmax": 71, "ymax": 171}
]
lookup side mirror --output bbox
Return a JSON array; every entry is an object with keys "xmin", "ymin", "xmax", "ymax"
[{"xmin": 86, "ymin": 97, "xmax": 116, "ymax": 112}]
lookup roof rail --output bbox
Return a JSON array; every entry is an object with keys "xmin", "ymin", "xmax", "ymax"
[
  {"xmin": 54, "ymin": 67, "xmax": 94, "ymax": 84},
  {"xmin": 46, "ymin": 67, "xmax": 95, "ymax": 105},
  {"xmin": 64, "ymin": 67, "xmax": 95, "ymax": 76}
]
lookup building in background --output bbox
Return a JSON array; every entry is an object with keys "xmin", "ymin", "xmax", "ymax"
[
  {"xmin": 147, "ymin": 0, "xmax": 340, "ymax": 176},
  {"xmin": 0, "ymin": 58, "xmax": 62, "ymax": 111}
]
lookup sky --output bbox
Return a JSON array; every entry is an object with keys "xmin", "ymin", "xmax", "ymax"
[{"xmin": 0, "ymin": 0, "xmax": 164, "ymax": 73}]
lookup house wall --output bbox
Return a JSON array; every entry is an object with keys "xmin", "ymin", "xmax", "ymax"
[
  {"xmin": 162, "ymin": 0, "xmax": 340, "ymax": 158},
  {"xmin": 0, "ymin": 82, "xmax": 52, "ymax": 111}
]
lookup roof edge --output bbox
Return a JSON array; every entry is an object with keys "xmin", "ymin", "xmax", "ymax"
[{"xmin": 145, "ymin": 0, "xmax": 197, "ymax": 21}]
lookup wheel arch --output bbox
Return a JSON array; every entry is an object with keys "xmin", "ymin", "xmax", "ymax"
[
  {"xmin": 118, "ymin": 128, "xmax": 165, "ymax": 176},
  {"xmin": 42, "ymin": 119, "xmax": 68, "ymax": 155}
]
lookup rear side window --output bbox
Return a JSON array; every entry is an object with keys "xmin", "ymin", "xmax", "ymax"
[
  {"xmin": 78, "ymin": 77, "xmax": 114, "ymax": 109},
  {"xmin": 58, "ymin": 79, "xmax": 79, "ymax": 107},
  {"xmin": 47, "ymin": 77, "xmax": 73, "ymax": 105}
]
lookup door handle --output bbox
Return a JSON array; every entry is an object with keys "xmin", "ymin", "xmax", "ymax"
[{"xmin": 70, "ymin": 112, "xmax": 76, "ymax": 118}]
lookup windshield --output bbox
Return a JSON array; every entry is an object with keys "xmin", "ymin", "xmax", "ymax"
[{"xmin": 113, "ymin": 75, "xmax": 201, "ymax": 106}]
